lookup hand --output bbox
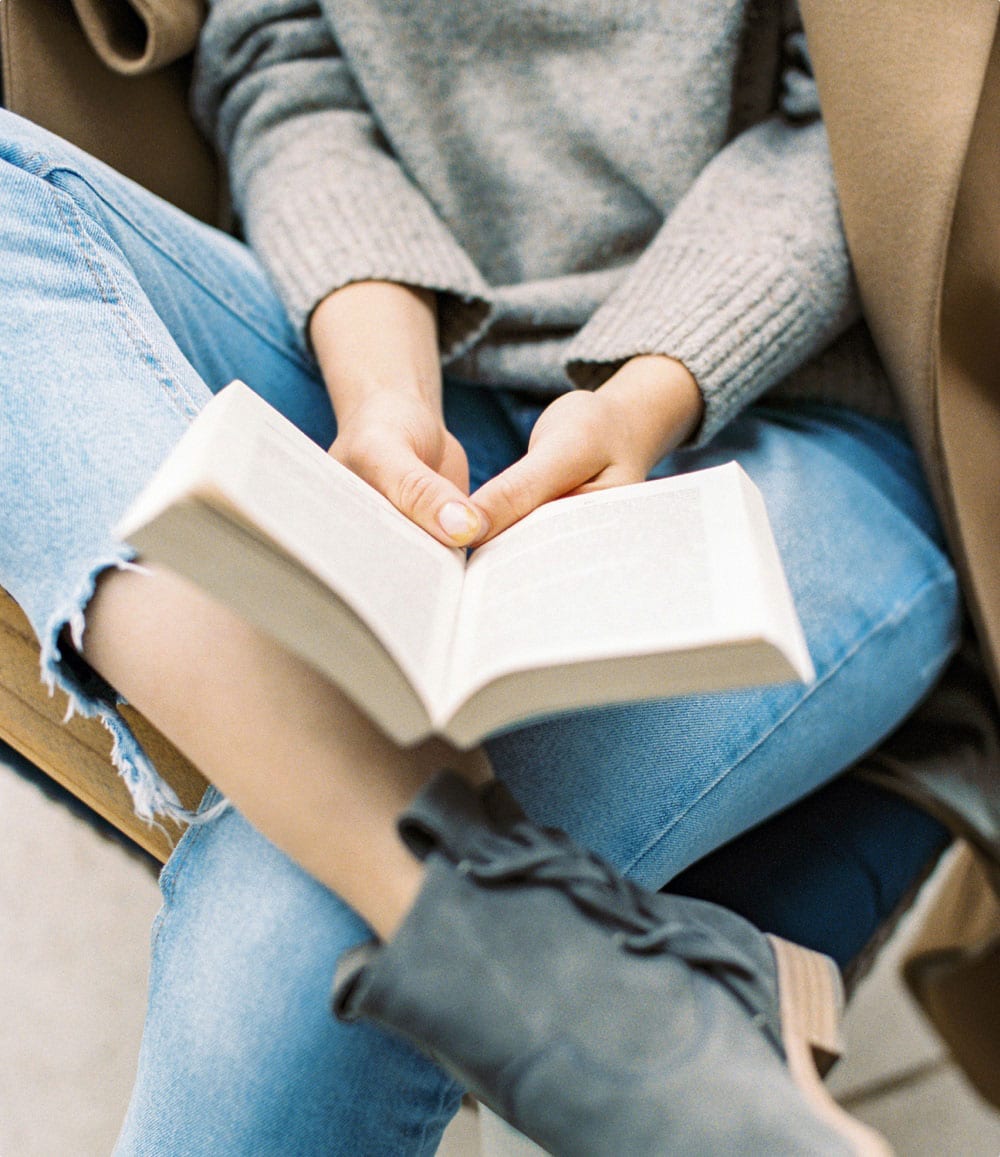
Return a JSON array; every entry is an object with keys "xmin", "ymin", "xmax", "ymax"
[
  {"xmin": 310, "ymin": 281, "xmax": 486, "ymax": 547},
  {"xmin": 470, "ymin": 355, "xmax": 703, "ymax": 544},
  {"xmin": 330, "ymin": 389, "xmax": 484, "ymax": 546}
]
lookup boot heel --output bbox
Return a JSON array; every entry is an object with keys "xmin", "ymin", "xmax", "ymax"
[{"xmin": 767, "ymin": 934, "xmax": 895, "ymax": 1157}]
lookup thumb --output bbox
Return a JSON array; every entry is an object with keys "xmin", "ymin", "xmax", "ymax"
[
  {"xmin": 388, "ymin": 452, "xmax": 487, "ymax": 547},
  {"xmin": 470, "ymin": 441, "xmax": 598, "ymax": 543}
]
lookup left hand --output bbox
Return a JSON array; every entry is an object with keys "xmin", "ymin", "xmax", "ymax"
[{"xmin": 469, "ymin": 355, "xmax": 704, "ymax": 544}]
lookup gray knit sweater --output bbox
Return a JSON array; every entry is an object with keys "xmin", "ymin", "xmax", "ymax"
[{"xmin": 193, "ymin": 0, "xmax": 893, "ymax": 445}]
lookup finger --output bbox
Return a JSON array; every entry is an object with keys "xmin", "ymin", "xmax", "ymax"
[
  {"xmin": 332, "ymin": 435, "xmax": 483, "ymax": 547},
  {"xmin": 439, "ymin": 432, "xmax": 472, "ymax": 496},
  {"xmin": 384, "ymin": 449, "xmax": 485, "ymax": 546},
  {"xmin": 470, "ymin": 435, "xmax": 604, "ymax": 543}
]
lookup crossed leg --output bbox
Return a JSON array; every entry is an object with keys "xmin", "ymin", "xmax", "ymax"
[{"xmin": 1, "ymin": 109, "xmax": 960, "ymax": 1154}]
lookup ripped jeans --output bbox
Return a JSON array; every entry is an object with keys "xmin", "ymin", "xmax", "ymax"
[{"xmin": 0, "ymin": 109, "xmax": 959, "ymax": 1154}]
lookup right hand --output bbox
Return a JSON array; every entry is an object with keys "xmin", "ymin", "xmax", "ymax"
[
  {"xmin": 330, "ymin": 390, "xmax": 485, "ymax": 547},
  {"xmin": 310, "ymin": 281, "xmax": 487, "ymax": 547}
]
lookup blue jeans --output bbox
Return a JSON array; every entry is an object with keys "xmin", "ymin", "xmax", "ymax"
[{"xmin": 0, "ymin": 109, "xmax": 959, "ymax": 1153}]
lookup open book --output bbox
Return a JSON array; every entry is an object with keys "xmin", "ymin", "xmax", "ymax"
[{"xmin": 116, "ymin": 381, "xmax": 814, "ymax": 747}]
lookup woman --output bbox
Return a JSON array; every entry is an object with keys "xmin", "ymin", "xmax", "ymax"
[{"xmin": 0, "ymin": 0, "xmax": 958, "ymax": 1151}]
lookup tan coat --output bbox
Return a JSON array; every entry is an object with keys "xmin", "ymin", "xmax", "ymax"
[
  {"xmin": 801, "ymin": 0, "xmax": 1000, "ymax": 702},
  {"xmin": 798, "ymin": 0, "xmax": 1000, "ymax": 1104},
  {"xmin": 4, "ymin": 0, "xmax": 1000, "ymax": 1109}
]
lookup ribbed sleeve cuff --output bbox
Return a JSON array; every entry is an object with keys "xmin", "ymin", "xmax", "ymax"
[
  {"xmin": 564, "ymin": 241, "xmax": 819, "ymax": 446},
  {"xmin": 243, "ymin": 149, "xmax": 493, "ymax": 359}
]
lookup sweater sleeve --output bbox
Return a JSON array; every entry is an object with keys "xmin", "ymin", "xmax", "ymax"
[
  {"xmin": 191, "ymin": 0, "xmax": 491, "ymax": 357},
  {"xmin": 563, "ymin": 31, "xmax": 859, "ymax": 446}
]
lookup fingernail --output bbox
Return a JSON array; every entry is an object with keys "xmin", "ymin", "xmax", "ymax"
[{"xmin": 438, "ymin": 501, "xmax": 483, "ymax": 546}]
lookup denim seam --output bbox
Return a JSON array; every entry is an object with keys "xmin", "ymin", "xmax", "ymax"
[
  {"xmin": 50, "ymin": 184, "xmax": 204, "ymax": 423},
  {"xmin": 625, "ymin": 568, "xmax": 961, "ymax": 881},
  {"xmin": 45, "ymin": 162, "xmax": 315, "ymax": 376},
  {"xmin": 148, "ymin": 823, "xmax": 214, "ymax": 967},
  {"xmin": 156, "ymin": 788, "xmax": 226, "ymax": 909},
  {"xmin": 156, "ymin": 824, "xmax": 204, "ymax": 911},
  {"xmin": 146, "ymin": 831, "xmax": 199, "ymax": 989}
]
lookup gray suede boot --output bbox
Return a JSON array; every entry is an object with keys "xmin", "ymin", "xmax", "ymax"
[{"xmin": 333, "ymin": 771, "xmax": 892, "ymax": 1156}]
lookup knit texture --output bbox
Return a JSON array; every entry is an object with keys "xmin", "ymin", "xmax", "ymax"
[{"xmin": 193, "ymin": 0, "xmax": 893, "ymax": 441}]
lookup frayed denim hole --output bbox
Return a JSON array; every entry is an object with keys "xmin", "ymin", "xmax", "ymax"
[
  {"xmin": 55, "ymin": 623, "xmax": 119, "ymax": 704},
  {"xmin": 38, "ymin": 553, "xmax": 218, "ymax": 830}
]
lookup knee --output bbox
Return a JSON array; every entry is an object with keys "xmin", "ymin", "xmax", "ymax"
[
  {"xmin": 0, "ymin": 108, "xmax": 104, "ymax": 226},
  {"xmin": 0, "ymin": 108, "xmax": 64, "ymax": 178}
]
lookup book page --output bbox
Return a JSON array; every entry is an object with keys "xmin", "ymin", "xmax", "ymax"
[
  {"xmin": 204, "ymin": 388, "xmax": 466, "ymax": 708},
  {"xmin": 444, "ymin": 475, "xmax": 712, "ymax": 712},
  {"xmin": 442, "ymin": 463, "xmax": 810, "ymax": 722}
]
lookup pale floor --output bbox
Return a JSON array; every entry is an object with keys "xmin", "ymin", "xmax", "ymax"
[{"xmin": 2, "ymin": 745, "xmax": 1000, "ymax": 1157}]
